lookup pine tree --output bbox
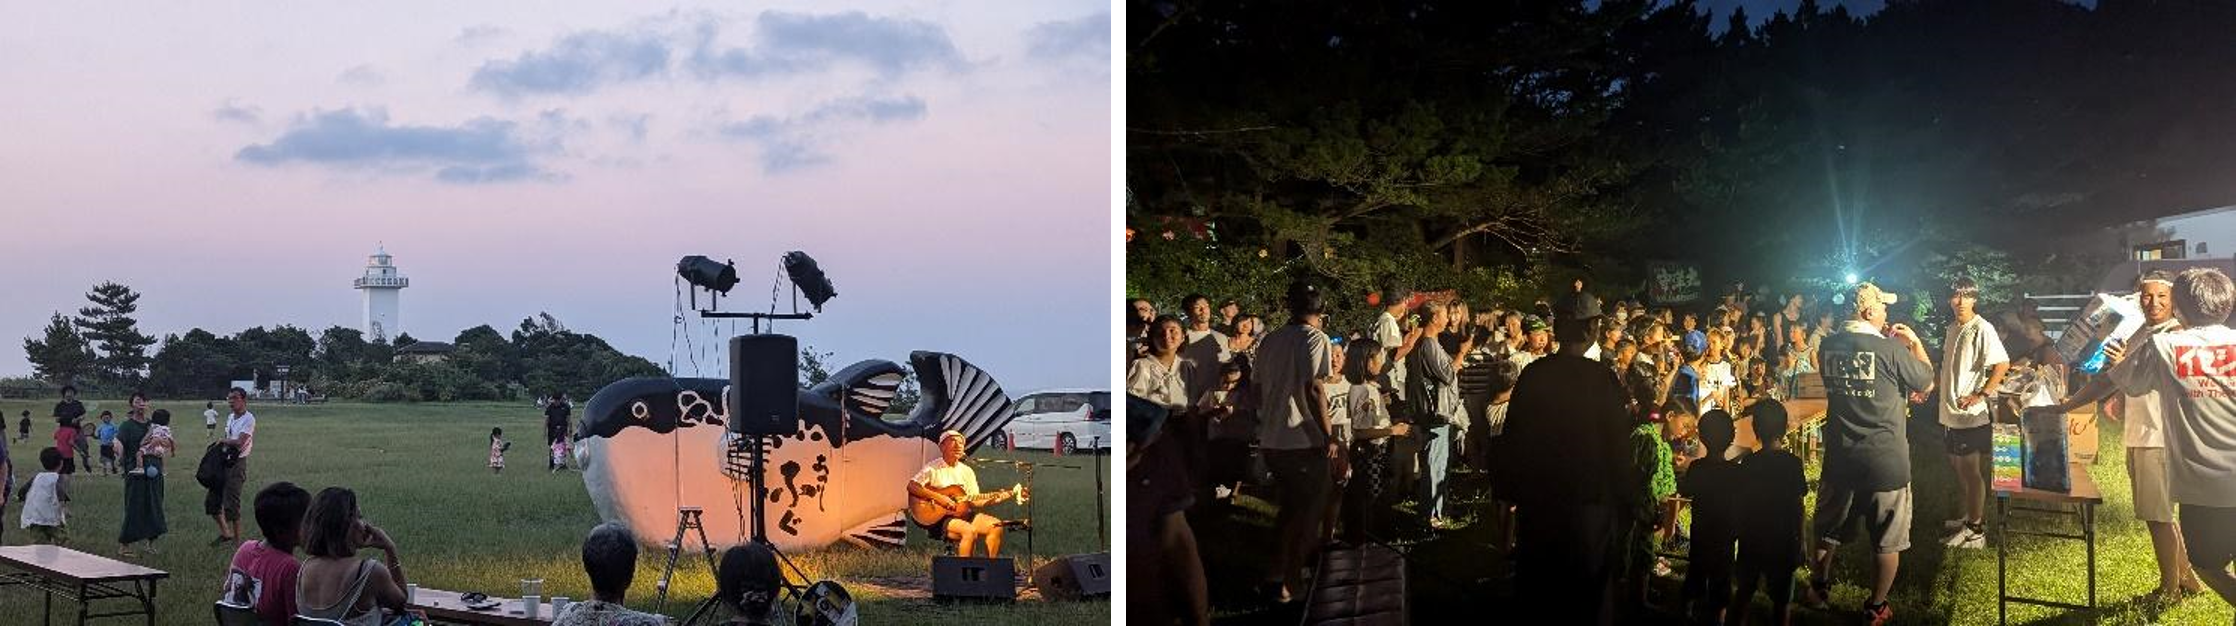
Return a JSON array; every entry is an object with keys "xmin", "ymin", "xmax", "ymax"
[
  {"xmin": 74, "ymin": 282, "xmax": 157, "ymax": 386},
  {"xmin": 24, "ymin": 312, "xmax": 96, "ymax": 386}
]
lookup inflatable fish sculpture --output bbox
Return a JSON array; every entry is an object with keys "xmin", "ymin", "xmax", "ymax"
[{"xmin": 575, "ymin": 351, "xmax": 1016, "ymax": 552}]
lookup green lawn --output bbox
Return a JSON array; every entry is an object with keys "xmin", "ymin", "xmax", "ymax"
[
  {"xmin": 0, "ymin": 399, "xmax": 1110, "ymax": 625},
  {"xmin": 1196, "ymin": 412, "xmax": 2236, "ymax": 625}
]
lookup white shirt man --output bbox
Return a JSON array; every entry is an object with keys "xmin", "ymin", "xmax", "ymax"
[
  {"xmin": 1937, "ymin": 313, "xmax": 2011, "ymax": 431},
  {"xmin": 1257, "ymin": 322, "xmax": 1334, "ymax": 451},
  {"xmin": 1373, "ymin": 308, "xmax": 1407, "ymax": 404},
  {"xmin": 227, "ymin": 409, "xmax": 257, "ymax": 459}
]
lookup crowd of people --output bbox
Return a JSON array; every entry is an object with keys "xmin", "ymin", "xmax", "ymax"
[
  {"xmin": 1126, "ymin": 269, "xmax": 2236, "ymax": 625},
  {"xmin": 0, "ymin": 387, "xmax": 816, "ymax": 626}
]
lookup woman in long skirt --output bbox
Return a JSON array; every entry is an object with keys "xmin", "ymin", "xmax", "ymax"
[{"xmin": 115, "ymin": 393, "xmax": 168, "ymax": 557}]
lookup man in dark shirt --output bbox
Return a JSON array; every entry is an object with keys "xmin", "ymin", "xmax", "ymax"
[
  {"xmin": 1803, "ymin": 283, "xmax": 1933, "ymax": 625},
  {"xmin": 545, "ymin": 392, "xmax": 572, "ymax": 471},
  {"xmin": 1492, "ymin": 290, "xmax": 1635, "ymax": 625}
]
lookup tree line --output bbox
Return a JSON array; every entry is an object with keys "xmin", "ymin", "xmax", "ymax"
[
  {"xmin": 21, "ymin": 282, "xmax": 922, "ymax": 410},
  {"xmin": 22, "ymin": 283, "xmax": 664, "ymax": 401},
  {"xmin": 1127, "ymin": 0, "xmax": 2234, "ymax": 321}
]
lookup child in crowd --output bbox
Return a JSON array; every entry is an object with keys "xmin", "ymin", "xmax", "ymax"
[
  {"xmin": 1322, "ymin": 342, "xmax": 1351, "ymax": 545},
  {"xmin": 95, "ymin": 411, "xmax": 119, "ymax": 476},
  {"xmin": 1341, "ymin": 338, "xmax": 1399, "ymax": 544},
  {"xmin": 1195, "ymin": 361, "xmax": 1250, "ymax": 501},
  {"xmin": 1680, "ymin": 409, "xmax": 1745, "ymax": 624},
  {"xmin": 489, "ymin": 427, "xmax": 509, "ymax": 474},
  {"xmin": 550, "ymin": 437, "xmax": 570, "ymax": 472},
  {"xmin": 137, "ymin": 410, "xmax": 175, "ymax": 474},
  {"xmin": 1733, "ymin": 400, "xmax": 1807, "ymax": 626},
  {"xmin": 1630, "ymin": 388, "xmax": 1679, "ymax": 588},
  {"xmin": 1742, "ymin": 357, "xmax": 1782, "ymax": 402},
  {"xmin": 1662, "ymin": 404, "xmax": 1705, "ymax": 550},
  {"xmin": 17, "ymin": 448, "xmax": 70, "ymax": 545}
]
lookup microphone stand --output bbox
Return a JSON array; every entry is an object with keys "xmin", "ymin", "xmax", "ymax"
[{"xmin": 1093, "ymin": 437, "xmax": 1106, "ymax": 546}]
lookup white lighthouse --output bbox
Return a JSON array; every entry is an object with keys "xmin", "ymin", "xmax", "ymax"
[{"xmin": 353, "ymin": 245, "xmax": 409, "ymax": 343}]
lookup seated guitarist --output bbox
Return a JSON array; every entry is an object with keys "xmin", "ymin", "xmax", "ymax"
[{"xmin": 908, "ymin": 430, "xmax": 1019, "ymax": 557}]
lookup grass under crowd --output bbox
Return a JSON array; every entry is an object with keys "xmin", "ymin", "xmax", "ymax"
[
  {"xmin": 1196, "ymin": 407, "xmax": 2236, "ymax": 625},
  {"xmin": 0, "ymin": 399, "xmax": 1111, "ymax": 625}
]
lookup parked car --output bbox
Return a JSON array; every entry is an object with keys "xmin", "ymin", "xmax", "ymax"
[{"xmin": 993, "ymin": 389, "xmax": 1110, "ymax": 454}]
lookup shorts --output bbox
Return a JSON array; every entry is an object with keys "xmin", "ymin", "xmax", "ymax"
[
  {"xmin": 1734, "ymin": 558, "xmax": 1797, "ymax": 605},
  {"xmin": 1945, "ymin": 424, "xmax": 1992, "ymax": 456},
  {"xmin": 1263, "ymin": 449, "xmax": 1332, "ymax": 527},
  {"xmin": 205, "ymin": 458, "xmax": 248, "ymax": 520},
  {"xmin": 2128, "ymin": 447, "xmax": 2176, "ymax": 523},
  {"xmin": 1812, "ymin": 482, "xmax": 1912, "ymax": 554},
  {"xmin": 2181, "ymin": 504, "xmax": 2236, "ymax": 575},
  {"xmin": 99, "ymin": 447, "xmax": 117, "ymax": 462}
]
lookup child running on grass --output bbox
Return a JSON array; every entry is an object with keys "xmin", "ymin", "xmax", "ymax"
[
  {"xmin": 17, "ymin": 448, "xmax": 71, "ymax": 545},
  {"xmin": 490, "ymin": 427, "xmax": 509, "ymax": 474},
  {"xmin": 16, "ymin": 410, "xmax": 29, "ymax": 443},
  {"xmin": 1732, "ymin": 400, "xmax": 1808, "ymax": 625},
  {"xmin": 95, "ymin": 411, "xmax": 120, "ymax": 475}
]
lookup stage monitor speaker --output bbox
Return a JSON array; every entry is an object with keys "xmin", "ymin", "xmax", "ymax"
[
  {"xmin": 1032, "ymin": 552, "xmax": 1110, "ymax": 600},
  {"xmin": 931, "ymin": 556, "xmax": 1017, "ymax": 602},
  {"xmin": 729, "ymin": 334, "xmax": 800, "ymax": 436}
]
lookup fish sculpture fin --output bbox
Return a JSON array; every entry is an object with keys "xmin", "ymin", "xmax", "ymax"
[
  {"xmin": 842, "ymin": 514, "xmax": 910, "ymax": 550},
  {"xmin": 903, "ymin": 351, "xmax": 1015, "ymax": 452}
]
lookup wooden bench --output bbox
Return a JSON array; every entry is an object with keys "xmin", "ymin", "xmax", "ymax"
[{"xmin": 0, "ymin": 544, "xmax": 169, "ymax": 625}]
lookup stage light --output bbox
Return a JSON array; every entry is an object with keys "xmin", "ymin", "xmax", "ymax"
[
  {"xmin": 784, "ymin": 251, "xmax": 838, "ymax": 311},
  {"xmin": 678, "ymin": 256, "xmax": 741, "ymax": 294},
  {"xmin": 1843, "ymin": 272, "xmax": 1860, "ymax": 285}
]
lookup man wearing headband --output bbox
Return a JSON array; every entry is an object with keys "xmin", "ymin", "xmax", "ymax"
[
  {"xmin": 907, "ymin": 430, "xmax": 1021, "ymax": 557},
  {"xmin": 2038, "ymin": 269, "xmax": 2206, "ymax": 600}
]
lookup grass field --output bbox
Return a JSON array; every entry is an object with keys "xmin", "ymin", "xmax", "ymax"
[
  {"xmin": 0, "ymin": 399, "xmax": 1111, "ymax": 625},
  {"xmin": 1196, "ymin": 408, "xmax": 2236, "ymax": 625}
]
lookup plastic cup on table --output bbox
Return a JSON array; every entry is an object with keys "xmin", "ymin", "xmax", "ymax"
[
  {"xmin": 405, "ymin": 584, "xmax": 417, "ymax": 604},
  {"xmin": 522, "ymin": 578, "xmax": 544, "ymax": 598},
  {"xmin": 551, "ymin": 596, "xmax": 571, "ymax": 616},
  {"xmin": 521, "ymin": 595, "xmax": 541, "ymax": 618}
]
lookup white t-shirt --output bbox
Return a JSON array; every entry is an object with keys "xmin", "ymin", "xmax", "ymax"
[
  {"xmin": 1325, "ymin": 380, "xmax": 1353, "ymax": 441},
  {"xmin": 204, "ymin": 409, "xmax": 219, "ymax": 428},
  {"xmin": 1347, "ymin": 381, "xmax": 1391, "ymax": 433},
  {"xmin": 2109, "ymin": 323, "xmax": 2236, "ymax": 507},
  {"xmin": 1937, "ymin": 314, "xmax": 2011, "ymax": 429},
  {"xmin": 226, "ymin": 411, "xmax": 257, "ymax": 458},
  {"xmin": 1484, "ymin": 401, "xmax": 1511, "ymax": 438},
  {"xmin": 1126, "ymin": 357, "xmax": 1189, "ymax": 412},
  {"xmin": 2122, "ymin": 320, "xmax": 2180, "ymax": 449},
  {"xmin": 20, "ymin": 472, "xmax": 65, "ymax": 527},
  {"xmin": 912, "ymin": 459, "xmax": 979, "ymax": 496},
  {"xmin": 1180, "ymin": 328, "xmax": 1231, "ymax": 405},
  {"xmin": 1372, "ymin": 312, "xmax": 1407, "ymax": 401},
  {"xmin": 1255, "ymin": 323, "xmax": 1333, "ymax": 451},
  {"xmin": 1583, "ymin": 344, "xmax": 1602, "ymax": 361},
  {"xmin": 1698, "ymin": 361, "xmax": 1738, "ymax": 413}
]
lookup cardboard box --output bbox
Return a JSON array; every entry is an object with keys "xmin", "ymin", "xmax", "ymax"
[{"xmin": 2055, "ymin": 294, "xmax": 2145, "ymax": 374}]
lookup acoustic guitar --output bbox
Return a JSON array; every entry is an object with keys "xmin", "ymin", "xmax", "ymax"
[{"xmin": 908, "ymin": 483, "xmax": 1025, "ymax": 528}]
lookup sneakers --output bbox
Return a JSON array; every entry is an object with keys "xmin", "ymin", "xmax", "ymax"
[
  {"xmin": 1942, "ymin": 517, "xmax": 1970, "ymax": 532},
  {"xmin": 1944, "ymin": 524, "xmax": 1988, "ymax": 549},
  {"xmin": 1863, "ymin": 601, "xmax": 1893, "ymax": 625}
]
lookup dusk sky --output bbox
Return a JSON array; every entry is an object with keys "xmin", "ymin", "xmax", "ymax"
[{"xmin": 0, "ymin": 2, "xmax": 1111, "ymax": 393}]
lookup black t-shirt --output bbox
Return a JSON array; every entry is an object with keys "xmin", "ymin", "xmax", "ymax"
[
  {"xmin": 1492, "ymin": 353, "xmax": 1636, "ymax": 507},
  {"xmin": 1678, "ymin": 456, "xmax": 1744, "ymax": 554},
  {"xmin": 544, "ymin": 402, "xmax": 572, "ymax": 437},
  {"xmin": 1818, "ymin": 328, "xmax": 1932, "ymax": 490},
  {"xmin": 1737, "ymin": 449, "xmax": 1808, "ymax": 566},
  {"xmin": 53, "ymin": 399, "xmax": 84, "ymax": 428}
]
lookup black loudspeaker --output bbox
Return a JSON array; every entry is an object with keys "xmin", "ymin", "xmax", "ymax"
[
  {"xmin": 729, "ymin": 334, "xmax": 800, "ymax": 436},
  {"xmin": 931, "ymin": 556, "xmax": 1017, "ymax": 602},
  {"xmin": 1032, "ymin": 552, "xmax": 1111, "ymax": 600}
]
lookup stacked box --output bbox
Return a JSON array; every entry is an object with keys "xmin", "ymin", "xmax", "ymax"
[
  {"xmin": 1992, "ymin": 423, "xmax": 2025, "ymax": 492},
  {"xmin": 2054, "ymin": 294, "xmax": 2146, "ymax": 374}
]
